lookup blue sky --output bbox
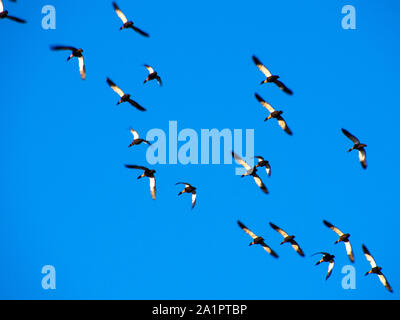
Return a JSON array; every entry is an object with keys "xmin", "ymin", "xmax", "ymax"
[{"xmin": 0, "ymin": 0, "xmax": 399, "ymax": 299}]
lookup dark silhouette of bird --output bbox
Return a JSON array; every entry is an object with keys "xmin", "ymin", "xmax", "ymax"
[
  {"xmin": 50, "ymin": 46, "xmax": 86, "ymax": 80},
  {"xmin": 312, "ymin": 252, "xmax": 335, "ymax": 280},
  {"xmin": 362, "ymin": 244, "xmax": 393, "ymax": 293},
  {"xmin": 323, "ymin": 220, "xmax": 354, "ymax": 263},
  {"xmin": 143, "ymin": 65, "xmax": 162, "ymax": 86},
  {"xmin": 128, "ymin": 129, "xmax": 151, "ymax": 148},
  {"xmin": 124, "ymin": 165, "xmax": 156, "ymax": 200},
  {"xmin": 252, "ymin": 55, "xmax": 292, "ymax": 95},
  {"xmin": 237, "ymin": 221, "xmax": 278, "ymax": 258},
  {"xmin": 106, "ymin": 78, "xmax": 146, "ymax": 111},
  {"xmin": 255, "ymin": 93, "xmax": 292, "ymax": 135},
  {"xmin": 0, "ymin": 0, "xmax": 26, "ymax": 23},
  {"xmin": 232, "ymin": 151, "xmax": 269, "ymax": 194},
  {"xmin": 341, "ymin": 128, "xmax": 367, "ymax": 169},
  {"xmin": 269, "ymin": 222, "xmax": 305, "ymax": 257},
  {"xmin": 112, "ymin": 2, "xmax": 149, "ymax": 37},
  {"xmin": 253, "ymin": 156, "xmax": 271, "ymax": 177},
  {"xmin": 176, "ymin": 182, "xmax": 197, "ymax": 209}
]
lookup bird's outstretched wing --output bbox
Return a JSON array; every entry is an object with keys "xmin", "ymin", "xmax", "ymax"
[
  {"xmin": 106, "ymin": 78, "xmax": 125, "ymax": 97},
  {"xmin": 237, "ymin": 221, "xmax": 257, "ymax": 240},
  {"xmin": 252, "ymin": 173, "xmax": 269, "ymax": 194},
  {"xmin": 359, "ymin": 148, "xmax": 367, "ymax": 169},
  {"xmin": 260, "ymin": 241, "xmax": 279, "ymax": 258},
  {"xmin": 269, "ymin": 222, "xmax": 289, "ymax": 238},
  {"xmin": 231, "ymin": 151, "xmax": 252, "ymax": 171},
  {"xmin": 127, "ymin": 98, "xmax": 146, "ymax": 111},
  {"xmin": 341, "ymin": 128, "xmax": 360, "ymax": 144},
  {"xmin": 277, "ymin": 116, "xmax": 293, "ymax": 135},
  {"xmin": 290, "ymin": 239, "xmax": 305, "ymax": 257},
  {"xmin": 50, "ymin": 45, "xmax": 77, "ymax": 51},
  {"xmin": 323, "ymin": 220, "xmax": 344, "ymax": 236},
  {"xmin": 326, "ymin": 260, "xmax": 335, "ymax": 280},
  {"xmin": 252, "ymin": 55, "xmax": 272, "ymax": 78},
  {"xmin": 124, "ymin": 164, "xmax": 149, "ymax": 171},
  {"xmin": 149, "ymin": 177, "xmax": 156, "ymax": 200},
  {"xmin": 274, "ymin": 79, "xmax": 293, "ymax": 95},
  {"xmin": 191, "ymin": 191, "xmax": 197, "ymax": 209},
  {"xmin": 130, "ymin": 129, "xmax": 140, "ymax": 140},
  {"xmin": 78, "ymin": 56, "xmax": 86, "ymax": 80},
  {"xmin": 112, "ymin": 1, "xmax": 128, "ymax": 23},
  {"xmin": 377, "ymin": 273, "xmax": 393, "ymax": 293},
  {"xmin": 255, "ymin": 93, "xmax": 275, "ymax": 113},
  {"xmin": 344, "ymin": 241, "xmax": 355, "ymax": 263},
  {"xmin": 6, "ymin": 15, "xmax": 26, "ymax": 23},
  {"xmin": 362, "ymin": 244, "xmax": 377, "ymax": 268},
  {"xmin": 131, "ymin": 25, "xmax": 150, "ymax": 37}
]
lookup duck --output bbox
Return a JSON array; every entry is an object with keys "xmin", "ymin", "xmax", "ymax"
[
  {"xmin": 252, "ymin": 55, "xmax": 292, "ymax": 95},
  {"xmin": 0, "ymin": 0, "xmax": 26, "ymax": 23},
  {"xmin": 312, "ymin": 252, "xmax": 335, "ymax": 280},
  {"xmin": 231, "ymin": 151, "xmax": 269, "ymax": 194},
  {"xmin": 253, "ymin": 156, "xmax": 271, "ymax": 177},
  {"xmin": 237, "ymin": 221, "xmax": 278, "ymax": 258},
  {"xmin": 341, "ymin": 128, "xmax": 367, "ymax": 169},
  {"xmin": 106, "ymin": 78, "xmax": 146, "ymax": 111},
  {"xmin": 176, "ymin": 182, "xmax": 197, "ymax": 209},
  {"xmin": 143, "ymin": 65, "xmax": 162, "ymax": 86},
  {"xmin": 362, "ymin": 244, "xmax": 393, "ymax": 293},
  {"xmin": 323, "ymin": 220, "xmax": 354, "ymax": 263},
  {"xmin": 112, "ymin": 2, "xmax": 149, "ymax": 37},
  {"xmin": 128, "ymin": 129, "xmax": 151, "ymax": 148},
  {"xmin": 50, "ymin": 45, "xmax": 86, "ymax": 80},
  {"xmin": 124, "ymin": 165, "xmax": 156, "ymax": 200},
  {"xmin": 269, "ymin": 222, "xmax": 305, "ymax": 257},
  {"xmin": 255, "ymin": 93, "xmax": 292, "ymax": 135}
]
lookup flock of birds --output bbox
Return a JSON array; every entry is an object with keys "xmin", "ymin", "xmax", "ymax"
[{"xmin": 2, "ymin": 0, "xmax": 393, "ymax": 295}]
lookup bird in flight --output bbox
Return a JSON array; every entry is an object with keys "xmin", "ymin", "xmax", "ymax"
[
  {"xmin": 341, "ymin": 128, "xmax": 367, "ymax": 169},
  {"xmin": 128, "ymin": 129, "xmax": 151, "ymax": 148},
  {"xmin": 106, "ymin": 78, "xmax": 146, "ymax": 111},
  {"xmin": 312, "ymin": 252, "xmax": 335, "ymax": 280},
  {"xmin": 124, "ymin": 165, "xmax": 156, "ymax": 200},
  {"xmin": 176, "ymin": 182, "xmax": 197, "ymax": 209},
  {"xmin": 50, "ymin": 46, "xmax": 86, "ymax": 80},
  {"xmin": 143, "ymin": 65, "xmax": 162, "ymax": 86},
  {"xmin": 255, "ymin": 93, "xmax": 293, "ymax": 135},
  {"xmin": 253, "ymin": 156, "xmax": 271, "ymax": 177},
  {"xmin": 269, "ymin": 222, "xmax": 305, "ymax": 257},
  {"xmin": 252, "ymin": 55, "xmax": 292, "ymax": 95},
  {"xmin": 323, "ymin": 220, "xmax": 354, "ymax": 263},
  {"xmin": 237, "ymin": 221, "xmax": 278, "ymax": 258},
  {"xmin": 0, "ymin": 0, "xmax": 26, "ymax": 23},
  {"xmin": 362, "ymin": 244, "xmax": 393, "ymax": 293},
  {"xmin": 231, "ymin": 151, "xmax": 269, "ymax": 194},
  {"xmin": 112, "ymin": 2, "xmax": 149, "ymax": 37}
]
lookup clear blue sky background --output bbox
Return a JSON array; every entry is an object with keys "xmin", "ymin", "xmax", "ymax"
[{"xmin": 0, "ymin": 0, "xmax": 399, "ymax": 299}]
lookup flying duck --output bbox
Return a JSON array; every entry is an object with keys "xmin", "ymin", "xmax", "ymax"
[
  {"xmin": 255, "ymin": 93, "xmax": 292, "ymax": 135},
  {"xmin": 269, "ymin": 222, "xmax": 305, "ymax": 257},
  {"xmin": 106, "ymin": 78, "xmax": 146, "ymax": 111},
  {"xmin": 0, "ymin": 0, "xmax": 26, "ymax": 23},
  {"xmin": 252, "ymin": 55, "xmax": 292, "ymax": 95},
  {"xmin": 312, "ymin": 252, "xmax": 335, "ymax": 280},
  {"xmin": 237, "ymin": 221, "xmax": 278, "ymax": 258},
  {"xmin": 362, "ymin": 244, "xmax": 393, "ymax": 293},
  {"xmin": 341, "ymin": 128, "xmax": 367, "ymax": 169},
  {"xmin": 112, "ymin": 2, "xmax": 149, "ymax": 37},
  {"xmin": 253, "ymin": 156, "xmax": 271, "ymax": 177},
  {"xmin": 50, "ymin": 46, "xmax": 86, "ymax": 80},
  {"xmin": 176, "ymin": 182, "xmax": 197, "ymax": 209},
  {"xmin": 231, "ymin": 151, "xmax": 269, "ymax": 194},
  {"xmin": 143, "ymin": 65, "xmax": 162, "ymax": 86},
  {"xmin": 124, "ymin": 165, "xmax": 156, "ymax": 200},
  {"xmin": 323, "ymin": 220, "xmax": 354, "ymax": 263},
  {"xmin": 128, "ymin": 129, "xmax": 151, "ymax": 148}
]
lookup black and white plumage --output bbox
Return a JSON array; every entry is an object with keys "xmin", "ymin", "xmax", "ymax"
[
  {"xmin": 106, "ymin": 78, "xmax": 146, "ymax": 111},
  {"xmin": 312, "ymin": 252, "xmax": 335, "ymax": 280},
  {"xmin": 50, "ymin": 46, "xmax": 86, "ymax": 80},
  {"xmin": 237, "ymin": 221, "xmax": 278, "ymax": 258},
  {"xmin": 341, "ymin": 128, "xmax": 367, "ymax": 169},
  {"xmin": 323, "ymin": 220, "xmax": 354, "ymax": 263},
  {"xmin": 128, "ymin": 129, "xmax": 151, "ymax": 147},
  {"xmin": 0, "ymin": 0, "xmax": 26, "ymax": 23},
  {"xmin": 112, "ymin": 2, "xmax": 149, "ymax": 37},
  {"xmin": 232, "ymin": 151, "xmax": 269, "ymax": 194},
  {"xmin": 252, "ymin": 55, "xmax": 292, "ymax": 95},
  {"xmin": 254, "ymin": 156, "xmax": 271, "ymax": 177},
  {"xmin": 143, "ymin": 65, "xmax": 162, "ymax": 86},
  {"xmin": 362, "ymin": 244, "xmax": 393, "ymax": 293},
  {"xmin": 176, "ymin": 182, "xmax": 197, "ymax": 209},
  {"xmin": 124, "ymin": 164, "xmax": 156, "ymax": 200},
  {"xmin": 269, "ymin": 222, "xmax": 305, "ymax": 257},
  {"xmin": 255, "ymin": 93, "xmax": 292, "ymax": 135}
]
